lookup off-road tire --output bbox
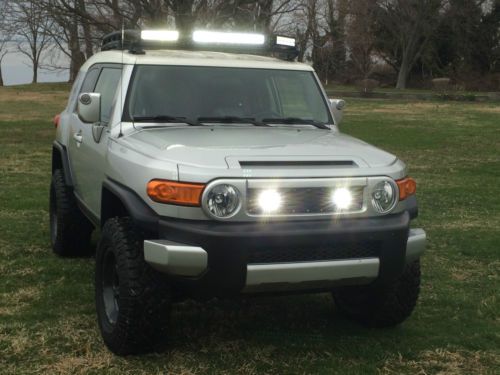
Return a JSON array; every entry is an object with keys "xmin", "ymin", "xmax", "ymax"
[
  {"xmin": 333, "ymin": 260, "xmax": 421, "ymax": 327},
  {"xmin": 95, "ymin": 217, "xmax": 171, "ymax": 355},
  {"xmin": 50, "ymin": 169, "xmax": 93, "ymax": 256}
]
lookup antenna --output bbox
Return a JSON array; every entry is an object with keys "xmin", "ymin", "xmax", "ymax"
[{"xmin": 118, "ymin": 20, "xmax": 124, "ymax": 138}]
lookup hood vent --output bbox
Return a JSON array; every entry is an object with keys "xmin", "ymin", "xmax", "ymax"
[{"xmin": 239, "ymin": 160, "xmax": 358, "ymax": 169}]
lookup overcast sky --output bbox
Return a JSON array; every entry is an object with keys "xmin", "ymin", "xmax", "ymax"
[{"xmin": 2, "ymin": 47, "xmax": 69, "ymax": 86}]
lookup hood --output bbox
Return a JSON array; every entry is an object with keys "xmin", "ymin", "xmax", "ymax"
[{"xmin": 123, "ymin": 126, "xmax": 397, "ymax": 169}]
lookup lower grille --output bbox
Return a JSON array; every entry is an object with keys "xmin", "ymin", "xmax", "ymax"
[{"xmin": 247, "ymin": 242, "xmax": 380, "ymax": 264}]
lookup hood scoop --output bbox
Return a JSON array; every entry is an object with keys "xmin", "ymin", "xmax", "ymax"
[{"xmin": 238, "ymin": 160, "xmax": 358, "ymax": 169}]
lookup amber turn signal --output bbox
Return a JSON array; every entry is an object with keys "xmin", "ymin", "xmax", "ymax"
[
  {"xmin": 396, "ymin": 177, "xmax": 417, "ymax": 201},
  {"xmin": 147, "ymin": 180, "xmax": 205, "ymax": 206}
]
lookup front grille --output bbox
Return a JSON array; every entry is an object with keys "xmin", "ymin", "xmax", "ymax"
[
  {"xmin": 247, "ymin": 241, "xmax": 381, "ymax": 264},
  {"xmin": 247, "ymin": 186, "xmax": 364, "ymax": 215}
]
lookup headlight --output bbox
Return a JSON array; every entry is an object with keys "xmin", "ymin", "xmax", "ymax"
[
  {"xmin": 371, "ymin": 181, "xmax": 397, "ymax": 213},
  {"xmin": 205, "ymin": 184, "xmax": 241, "ymax": 218}
]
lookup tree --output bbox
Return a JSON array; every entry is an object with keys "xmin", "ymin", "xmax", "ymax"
[
  {"xmin": 0, "ymin": 0, "xmax": 11, "ymax": 86},
  {"xmin": 346, "ymin": 0, "xmax": 378, "ymax": 79},
  {"xmin": 375, "ymin": 0, "xmax": 443, "ymax": 89},
  {"xmin": 7, "ymin": 0, "xmax": 54, "ymax": 83}
]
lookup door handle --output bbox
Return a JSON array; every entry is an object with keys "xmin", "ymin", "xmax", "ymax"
[{"xmin": 73, "ymin": 131, "xmax": 83, "ymax": 144}]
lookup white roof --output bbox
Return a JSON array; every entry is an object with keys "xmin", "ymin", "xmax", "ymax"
[{"xmin": 81, "ymin": 49, "xmax": 314, "ymax": 72}]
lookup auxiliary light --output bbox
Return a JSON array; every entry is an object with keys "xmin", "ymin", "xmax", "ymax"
[
  {"xmin": 141, "ymin": 30, "xmax": 179, "ymax": 42},
  {"xmin": 192, "ymin": 30, "xmax": 266, "ymax": 45},
  {"xmin": 332, "ymin": 188, "xmax": 353, "ymax": 210},
  {"xmin": 258, "ymin": 190, "xmax": 282, "ymax": 213}
]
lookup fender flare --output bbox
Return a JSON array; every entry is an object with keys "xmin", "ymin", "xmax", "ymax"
[
  {"xmin": 101, "ymin": 178, "xmax": 159, "ymax": 233},
  {"xmin": 52, "ymin": 141, "xmax": 74, "ymax": 187}
]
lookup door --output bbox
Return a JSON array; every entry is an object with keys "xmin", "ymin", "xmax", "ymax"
[{"xmin": 68, "ymin": 65, "xmax": 122, "ymax": 217}]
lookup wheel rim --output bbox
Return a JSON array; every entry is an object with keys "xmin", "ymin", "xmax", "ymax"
[
  {"xmin": 49, "ymin": 186, "xmax": 57, "ymax": 246},
  {"xmin": 102, "ymin": 250, "xmax": 120, "ymax": 325}
]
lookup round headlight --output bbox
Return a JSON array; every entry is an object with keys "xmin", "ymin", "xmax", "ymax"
[
  {"xmin": 371, "ymin": 181, "xmax": 397, "ymax": 213},
  {"xmin": 205, "ymin": 184, "xmax": 241, "ymax": 219}
]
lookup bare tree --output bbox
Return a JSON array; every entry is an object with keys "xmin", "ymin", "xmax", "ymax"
[
  {"xmin": 7, "ymin": 0, "xmax": 54, "ymax": 83},
  {"xmin": 0, "ymin": 0, "xmax": 11, "ymax": 86},
  {"xmin": 346, "ymin": 0, "xmax": 378, "ymax": 79},
  {"xmin": 375, "ymin": 0, "xmax": 443, "ymax": 89}
]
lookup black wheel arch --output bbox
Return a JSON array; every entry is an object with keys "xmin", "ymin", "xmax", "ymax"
[
  {"xmin": 52, "ymin": 141, "xmax": 74, "ymax": 187},
  {"xmin": 101, "ymin": 179, "xmax": 159, "ymax": 234}
]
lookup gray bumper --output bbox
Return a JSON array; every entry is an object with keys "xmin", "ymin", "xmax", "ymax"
[
  {"xmin": 243, "ymin": 258, "xmax": 379, "ymax": 292},
  {"xmin": 143, "ymin": 240, "xmax": 207, "ymax": 277},
  {"xmin": 406, "ymin": 228, "xmax": 426, "ymax": 263},
  {"xmin": 143, "ymin": 227, "xmax": 426, "ymax": 285}
]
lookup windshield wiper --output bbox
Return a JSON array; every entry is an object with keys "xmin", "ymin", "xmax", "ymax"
[
  {"xmin": 262, "ymin": 117, "xmax": 330, "ymax": 130},
  {"xmin": 197, "ymin": 116, "xmax": 268, "ymax": 127},
  {"xmin": 132, "ymin": 115, "xmax": 201, "ymax": 126}
]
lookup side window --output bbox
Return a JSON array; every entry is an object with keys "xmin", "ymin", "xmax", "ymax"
[
  {"xmin": 94, "ymin": 68, "xmax": 122, "ymax": 124},
  {"xmin": 66, "ymin": 71, "xmax": 84, "ymax": 111},
  {"xmin": 80, "ymin": 68, "xmax": 101, "ymax": 94}
]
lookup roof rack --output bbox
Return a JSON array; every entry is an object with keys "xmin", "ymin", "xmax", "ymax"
[{"xmin": 101, "ymin": 29, "xmax": 299, "ymax": 61}]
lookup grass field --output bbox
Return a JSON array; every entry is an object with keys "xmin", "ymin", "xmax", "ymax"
[{"xmin": 0, "ymin": 83, "xmax": 499, "ymax": 374}]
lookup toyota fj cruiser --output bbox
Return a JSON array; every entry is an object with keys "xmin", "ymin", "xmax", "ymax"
[{"xmin": 50, "ymin": 29, "xmax": 426, "ymax": 355}]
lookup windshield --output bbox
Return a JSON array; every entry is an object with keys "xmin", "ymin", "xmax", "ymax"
[{"xmin": 125, "ymin": 66, "xmax": 332, "ymax": 124}]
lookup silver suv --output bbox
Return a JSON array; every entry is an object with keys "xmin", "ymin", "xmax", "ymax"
[{"xmin": 49, "ymin": 29, "xmax": 426, "ymax": 355}]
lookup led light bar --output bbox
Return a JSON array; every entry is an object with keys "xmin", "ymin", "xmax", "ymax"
[
  {"xmin": 276, "ymin": 36, "xmax": 296, "ymax": 47},
  {"xmin": 193, "ymin": 30, "xmax": 265, "ymax": 45},
  {"xmin": 141, "ymin": 30, "xmax": 179, "ymax": 42}
]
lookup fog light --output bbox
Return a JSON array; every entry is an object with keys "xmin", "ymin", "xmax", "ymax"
[
  {"xmin": 258, "ymin": 190, "xmax": 282, "ymax": 213},
  {"xmin": 332, "ymin": 188, "xmax": 353, "ymax": 210}
]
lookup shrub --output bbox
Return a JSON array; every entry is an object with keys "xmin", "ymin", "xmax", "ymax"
[
  {"xmin": 355, "ymin": 79, "xmax": 380, "ymax": 94},
  {"xmin": 432, "ymin": 78, "xmax": 451, "ymax": 92}
]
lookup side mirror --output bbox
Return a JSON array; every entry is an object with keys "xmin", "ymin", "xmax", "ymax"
[
  {"xmin": 77, "ymin": 93, "xmax": 101, "ymax": 123},
  {"xmin": 329, "ymin": 98, "xmax": 346, "ymax": 125}
]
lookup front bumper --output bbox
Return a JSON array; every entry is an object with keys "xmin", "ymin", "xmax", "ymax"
[{"xmin": 143, "ymin": 212, "xmax": 426, "ymax": 296}]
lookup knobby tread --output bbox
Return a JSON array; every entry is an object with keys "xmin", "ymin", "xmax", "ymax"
[
  {"xmin": 95, "ymin": 217, "xmax": 171, "ymax": 355},
  {"xmin": 333, "ymin": 260, "xmax": 421, "ymax": 327},
  {"xmin": 50, "ymin": 169, "xmax": 93, "ymax": 256}
]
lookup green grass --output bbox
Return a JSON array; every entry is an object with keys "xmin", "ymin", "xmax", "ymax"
[
  {"xmin": 324, "ymin": 83, "xmax": 492, "ymax": 97},
  {"xmin": 0, "ymin": 85, "xmax": 499, "ymax": 374}
]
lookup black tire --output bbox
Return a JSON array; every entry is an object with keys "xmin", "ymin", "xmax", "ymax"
[
  {"xmin": 333, "ymin": 260, "xmax": 421, "ymax": 327},
  {"xmin": 95, "ymin": 217, "xmax": 171, "ymax": 355},
  {"xmin": 50, "ymin": 169, "xmax": 93, "ymax": 256}
]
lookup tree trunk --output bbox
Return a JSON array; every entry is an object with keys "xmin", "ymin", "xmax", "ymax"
[
  {"xmin": 171, "ymin": 0, "xmax": 196, "ymax": 34},
  {"xmin": 256, "ymin": 0, "xmax": 274, "ymax": 32},
  {"xmin": 32, "ymin": 62, "xmax": 38, "ymax": 84},
  {"xmin": 78, "ymin": 0, "xmax": 94, "ymax": 59},
  {"xmin": 396, "ymin": 53, "xmax": 410, "ymax": 89},
  {"xmin": 68, "ymin": 10, "xmax": 85, "ymax": 83},
  {"xmin": 0, "ymin": 63, "xmax": 4, "ymax": 87}
]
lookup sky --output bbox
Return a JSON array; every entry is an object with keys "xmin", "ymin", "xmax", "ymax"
[{"xmin": 1, "ymin": 46, "xmax": 69, "ymax": 86}]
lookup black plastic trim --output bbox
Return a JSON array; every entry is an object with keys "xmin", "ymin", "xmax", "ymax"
[
  {"xmin": 52, "ymin": 141, "xmax": 73, "ymax": 187},
  {"xmin": 74, "ymin": 192, "xmax": 100, "ymax": 227},
  {"xmin": 158, "ymin": 212, "xmax": 411, "ymax": 297},
  {"xmin": 102, "ymin": 178, "xmax": 159, "ymax": 232},
  {"xmin": 404, "ymin": 195, "xmax": 419, "ymax": 220}
]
